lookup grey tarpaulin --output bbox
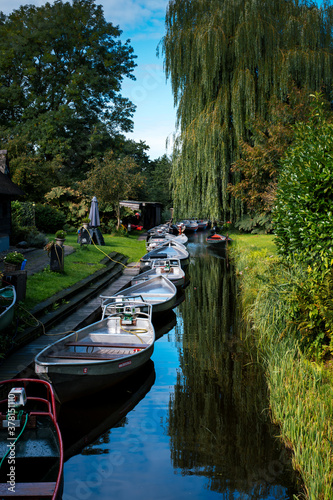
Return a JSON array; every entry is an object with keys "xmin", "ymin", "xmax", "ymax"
[
  {"xmin": 88, "ymin": 196, "xmax": 105, "ymax": 245},
  {"xmin": 89, "ymin": 196, "xmax": 100, "ymax": 227}
]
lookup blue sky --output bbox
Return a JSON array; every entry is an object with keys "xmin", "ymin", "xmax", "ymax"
[{"xmin": 0, "ymin": 0, "xmax": 177, "ymax": 160}]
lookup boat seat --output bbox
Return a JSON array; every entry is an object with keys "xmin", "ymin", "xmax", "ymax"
[
  {"xmin": 47, "ymin": 351, "xmax": 133, "ymax": 360},
  {"xmin": 0, "ymin": 481, "xmax": 56, "ymax": 497},
  {"xmin": 64, "ymin": 341, "xmax": 149, "ymax": 349}
]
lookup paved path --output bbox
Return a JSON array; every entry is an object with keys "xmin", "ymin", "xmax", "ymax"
[
  {"xmin": 0, "ymin": 245, "xmax": 75, "ymax": 276},
  {"xmin": 0, "ymin": 233, "xmax": 147, "ymax": 379}
]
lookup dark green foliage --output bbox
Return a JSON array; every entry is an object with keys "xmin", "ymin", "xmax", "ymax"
[
  {"xmin": 162, "ymin": 0, "xmax": 333, "ymax": 221},
  {"xmin": 273, "ymin": 95, "xmax": 333, "ymax": 268},
  {"xmin": 235, "ymin": 214, "xmax": 273, "ymax": 234},
  {"xmin": 145, "ymin": 155, "xmax": 172, "ymax": 207},
  {"xmin": 35, "ymin": 204, "xmax": 66, "ymax": 233},
  {"xmin": 0, "ymin": 0, "xmax": 137, "ymax": 186}
]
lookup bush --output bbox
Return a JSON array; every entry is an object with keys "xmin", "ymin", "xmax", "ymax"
[
  {"xmin": 273, "ymin": 95, "xmax": 333, "ymax": 269},
  {"xmin": 35, "ymin": 204, "xmax": 66, "ymax": 233},
  {"xmin": 10, "ymin": 222, "xmax": 47, "ymax": 248}
]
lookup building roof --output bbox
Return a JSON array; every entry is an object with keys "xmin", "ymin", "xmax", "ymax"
[
  {"xmin": 0, "ymin": 172, "xmax": 25, "ymax": 197},
  {"xmin": 119, "ymin": 200, "xmax": 162, "ymax": 210}
]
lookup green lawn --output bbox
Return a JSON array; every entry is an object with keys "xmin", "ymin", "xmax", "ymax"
[
  {"xmin": 23, "ymin": 231, "xmax": 147, "ymax": 310},
  {"xmin": 229, "ymin": 232, "xmax": 277, "ymax": 255}
]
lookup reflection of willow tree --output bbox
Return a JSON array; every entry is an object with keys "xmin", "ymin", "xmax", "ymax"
[{"xmin": 169, "ymin": 255, "xmax": 298, "ymax": 496}]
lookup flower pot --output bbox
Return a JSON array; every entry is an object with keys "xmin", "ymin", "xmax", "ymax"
[
  {"xmin": 4, "ymin": 262, "xmax": 21, "ymax": 273},
  {"xmin": 82, "ymin": 223, "xmax": 89, "ymax": 230},
  {"xmin": 55, "ymin": 238, "xmax": 65, "ymax": 247}
]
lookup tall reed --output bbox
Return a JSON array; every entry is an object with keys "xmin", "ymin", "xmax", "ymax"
[{"xmin": 231, "ymin": 241, "xmax": 333, "ymax": 500}]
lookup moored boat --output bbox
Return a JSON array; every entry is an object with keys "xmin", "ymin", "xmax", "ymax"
[
  {"xmin": 181, "ymin": 219, "xmax": 199, "ymax": 233},
  {"xmin": 140, "ymin": 240, "xmax": 190, "ymax": 271},
  {"xmin": 206, "ymin": 233, "xmax": 233, "ymax": 248},
  {"xmin": 131, "ymin": 258, "xmax": 185, "ymax": 289},
  {"xmin": 0, "ymin": 286, "xmax": 16, "ymax": 332},
  {"xmin": 112, "ymin": 274, "xmax": 178, "ymax": 314},
  {"xmin": 35, "ymin": 299, "xmax": 155, "ymax": 403},
  {"xmin": 0, "ymin": 378, "xmax": 63, "ymax": 500},
  {"xmin": 196, "ymin": 219, "xmax": 208, "ymax": 231}
]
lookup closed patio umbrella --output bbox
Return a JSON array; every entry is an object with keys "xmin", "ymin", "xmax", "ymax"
[{"xmin": 89, "ymin": 196, "xmax": 100, "ymax": 227}]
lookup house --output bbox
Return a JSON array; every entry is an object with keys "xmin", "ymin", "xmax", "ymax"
[
  {"xmin": 0, "ymin": 150, "xmax": 25, "ymax": 252},
  {"xmin": 119, "ymin": 200, "xmax": 163, "ymax": 229}
]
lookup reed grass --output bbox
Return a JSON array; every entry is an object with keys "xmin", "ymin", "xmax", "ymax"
[{"xmin": 230, "ymin": 238, "xmax": 333, "ymax": 500}]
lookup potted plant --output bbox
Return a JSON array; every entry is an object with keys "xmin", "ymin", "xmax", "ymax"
[
  {"xmin": 3, "ymin": 251, "xmax": 25, "ymax": 272},
  {"xmin": 82, "ymin": 217, "xmax": 90, "ymax": 229},
  {"xmin": 55, "ymin": 230, "xmax": 67, "ymax": 246}
]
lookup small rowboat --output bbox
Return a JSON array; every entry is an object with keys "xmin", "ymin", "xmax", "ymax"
[
  {"xmin": 113, "ymin": 274, "xmax": 178, "ymax": 314},
  {"xmin": 35, "ymin": 299, "xmax": 155, "ymax": 403},
  {"xmin": 146, "ymin": 232, "xmax": 188, "ymax": 251},
  {"xmin": 0, "ymin": 286, "xmax": 16, "ymax": 332},
  {"xmin": 0, "ymin": 378, "xmax": 63, "ymax": 500},
  {"xmin": 206, "ymin": 233, "xmax": 233, "ymax": 248},
  {"xmin": 140, "ymin": 240, "xmax": 190, "ymax": 272},
  {"xmin": 131, "ymin": 259, "xmax": 185, "ymax": 289},
  {"xmin": 181, "ymin": 219, "xmax": 199, "ymax": 233}
]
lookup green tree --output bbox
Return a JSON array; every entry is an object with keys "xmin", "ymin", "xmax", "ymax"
[
  {"xmin": 145, "ymin": 155, "xmax": 172, "ymax": 207},
  {"xmin": 273, "ymin": 94, "xmax": 333, "ymax": 267},
  {"xmin": 228, "ymin": 87, "xmax": 315, "ymax": 232},
  {"xmin": 82, "ymin": 150, "xmax": 144, "ymax": 229},
  {"xmin": 162, "ymin": 0, "xmax": 333, "ymax": 221},
  {"xmin": 0, "ymin": 0, "xmax": 136, "ymax": 184}
]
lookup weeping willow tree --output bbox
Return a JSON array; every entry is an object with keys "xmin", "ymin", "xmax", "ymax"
[{"xmin": 162, "ymin": 0, "xmax": 333, "ymax": 221}]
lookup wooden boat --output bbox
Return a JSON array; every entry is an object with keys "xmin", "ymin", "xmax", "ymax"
[
  {"xmin": 112, "ymin": 274, "xmax": 178, "ymax": 314},
  {"xmin": 0, "ymin": 378, "xmax": 63, "ymax": 500},
  {"xmin": 0, "ymin": 286, "xmax": 16, "ymax": 332},
  {"xmin": 206, "ymin": 233, "xmax": 233, "ymax": 247},
  {"xmin": 35, "ymin": 299, "xmax": 155, "ymax": 403},
  {"xmin": 140, "ymin": 240, "xmax": 190, "ymax": 272},
  {"xmin": 131, "ymin": 259, "xmax": 185, "ymax": 289}
]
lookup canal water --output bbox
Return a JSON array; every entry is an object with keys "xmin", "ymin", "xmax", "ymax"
[{"xmin": 58, "ymin": 231, "xmax": 300, "ymax": 499}]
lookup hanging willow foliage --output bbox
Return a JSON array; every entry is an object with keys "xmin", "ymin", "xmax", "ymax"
[{"xmin": 162, "ymin": 0, "xmax": 333, "ymax": 221}]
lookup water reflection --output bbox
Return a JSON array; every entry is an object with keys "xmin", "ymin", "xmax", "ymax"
[
  {"xmin": 168, "ymin": 237, "xmax": 299, "ymax": 498},
  {"xmin": 60, "ymin": 233, "xmax": 301, "ymax": 499},
  {"xmin": 59, "ymin": 361, "xmax": 155, "ymax": 461}
]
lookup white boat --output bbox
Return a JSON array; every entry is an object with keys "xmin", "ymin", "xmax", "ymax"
[
  {"xmin": 131, "ymin": 259, "xmax": 185, "ymax": 289},
  {"xmin": 146, "ymin": 232, "xmax": 188, "ymax": 251},
  {"xmin": 35, "ymin": 299, "xmax": 155, "ymax": 403},
  {"xmin": 0, "ymin": 285, "xmax": 16, "ymax": 332},
  {"xmin": 140, "ymin": 240, "xmax": 190, "ymax": 271},
  {"xmin": 112, "ymin": 274, "xmax": 178, "ymax": 314}
]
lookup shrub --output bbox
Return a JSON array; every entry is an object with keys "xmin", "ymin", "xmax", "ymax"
[
  {"xmin": 4, "ymin": 251, "xmax": 25, "ymax": 265},
  {"xmin": 35, "ymin": 204, "xmax": 66, "ymax": 233},
  {"xmin": 55, "ymin": 230, "xmax": 67, "ymax": 239},
  {"xmin": 273, "ymin": 94, "xmax": 333, "ymax": 269}
]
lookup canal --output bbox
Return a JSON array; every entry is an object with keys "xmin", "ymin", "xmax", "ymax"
[{"xmin": 58, "ymin": 231, "xmax": 300, "ymax": 499}]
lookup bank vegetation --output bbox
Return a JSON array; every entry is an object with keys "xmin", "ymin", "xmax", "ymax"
[{"xmin": 231, "ymin": 236, "xmax": 333, "ymax": 500}]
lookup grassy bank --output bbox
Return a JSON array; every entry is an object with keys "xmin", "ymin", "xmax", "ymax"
[
  {"xmin": 23, "ymin": 232, "xmax": 147, "ymax": 310},
  {"xmin": 230, "ymin": 233, "xmax": 333, "ymax": 500}
]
